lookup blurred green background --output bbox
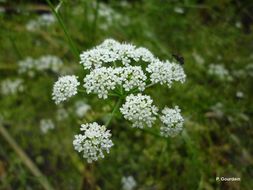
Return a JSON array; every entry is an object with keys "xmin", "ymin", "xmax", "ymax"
[{"xmin": 0, "ymin": 0, "xmax": 252, "ymax": 189}]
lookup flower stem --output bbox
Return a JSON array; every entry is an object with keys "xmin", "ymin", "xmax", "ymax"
[
  {"xmin": 46, "ymin": 0, "xmax": 79, "ymax": 59},
  {"xmin": 91, "ymin": 0, "xmax": 99, "ymax": 41},
  {"xmin": 105, "ymin": 98, "xmax": 122, "ymax": 127},
  {"xmin": 145, "ymin": 83, "xmax": 155, "ymax": 89},
  {"xmin": 139, "ymin": 127, "xmax": 164, "ymax": 139},
  {"xmin": 0, "ymin": 125, "xmax": 54, "ymax": 190}
]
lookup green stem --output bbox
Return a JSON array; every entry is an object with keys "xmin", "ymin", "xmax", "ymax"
[
  {"xmin": 108, "ymin": 93, "xmax": 120, "ymax": 97},
  {"xmin": 145, "ymin": 83, "xmax": 155, "ymax": 89},
  {"xmin": 0, "ymin": 125, "xmax": 54, "ymax": 190},
  {"xmin": 91, "ymin": 0, "xmax": 99, "ymax": 41},
  {"xmin": 139, "ymin": 127, "xmax": 164, "ymax": 139},
  {"xmin": 129, "ymin": 83, "xmax": 155, "ymax": 95},
  {"xmin": 9, "ymin": 35, "xmax": 23, "ymax": 59},
  {"xmin": 46, "ymin": 0, "xmax": 79, "ymax": 59},
  {"xmin": 78, "ymin": 89, "xmax": 86, "ymax": 93},
  {"xmin": 105, "ymin": 98, "xmax": 122, "ymax": 127}
]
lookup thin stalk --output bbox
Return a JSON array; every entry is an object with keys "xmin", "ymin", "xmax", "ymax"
[
  {"xmin": 78, "ymin": 89, "xmax": 86, "ymax": 93},
  {"xmin": 9, "ymin": 35, "xmax": 23, "ymax": 59},
  {"xmin": 105, "ymin": 98, "xmax": 122, "ymax": 127},
  {"xmin": 145, "ymin": 83, "xmax": 155, "ymax": 89},
  {"xmin": 91, "ymin": 0, "xmax": 99, "ymax": 41},
  {"xmin": 108, "ymin": 93, "xmax": 120, "ymax": 97},
  {"xmin": 45, "ymin": 0, "xmax": 79, "ymax": 59},
  {"xmin": 129, "ymin": 83, "xmax": 155, "ymax": 95},
  {"xmin": 0, "ymin": 125, "xmax": 54, "ymax": 190},
  {"xmin": 139, "ymin": 127, "xmax": 164, "ymax": 139}
]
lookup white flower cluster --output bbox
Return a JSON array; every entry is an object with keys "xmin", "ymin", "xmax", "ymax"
[
  {"xmin": 56, "ymin": 107, "xmax": 69, "ymax": 121},
  {"xmin": 120, "ymin": 94, "xmax": 158, "ymax": 128},
  {"xmin": 75, "ymin": 101, "xmax": 91, "ymax": 118},
  {"xmin": 80, "ymin": 39, "xmax": 185, "ymax": 98},
  {"xmin": 147, "ymin": 60, "xmax": 186, "ymax": 87},
  {"xmin": 73, "ymin": 122, "xmax": 113, "ymax": 163},
  {"xmin": 88, "ymin": 2, "xmax": 130, "ymax": 31},
  {"xmin": 118, "ymin": 66, "xmax": 147, "ymax": 91},
  {"xmin": 236, "ymin": 91, "xmax": 244, "ymax": 99},
  {"xmin": 83, "ymin": 67, "xmax": 119, "ymax": 99},
  {"xmin": 52, "ymin": 75, "xmax": 80, "ymax": 104},
  {"xmin": 121, "ymin": 176, "xmax": 137, "ymax": 190},
  {"xmin": 40, "ymin": 119, "xmax": 55, "ymax": 134},
  {"xmin": 51, "ymin": 39, "xmax": 186, "ymax": 162},
  {"xmin": 80, "ymin": 39, "xmax": 155, "ymax": 69},
  {"xmin": 160, "ymin": 106, "xmax": 184, "ymax": 137},
  {"xmin": 208, "ymin": 64, "xmax": 233, "ymax": 81},
  {"xmin": 26, "ymin": 14, "xmax": 55, "ymax": 31},
  {"xmin": 209, "ymin": 102, "xmax": 224, "ymax": 118},
  {"xmin": 174, "ymin": 7, "xmax": 184, "ymax": 14},
  {"xmin": 18, "ymin": 55, "xmax": 63, "ymax": 77},
  {"xmin": 1, "ymin": 78, "xmax": 24, "ymax": 95},
  {"xmin": 83, "ymin": 66, "xmax": 147, "ymax": 98}
]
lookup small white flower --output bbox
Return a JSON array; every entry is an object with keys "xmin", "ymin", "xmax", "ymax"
[
  {"xmin": 1, "ymin": 78, "xmax": 24, "ymax": 95},
  {"xmin": 236, "ymin": 91, "xmax": 244, "ymax": 98},
  {"xmin": 99, "ymin": 38, "xmax": 121, "ymax": 49},
  {"xmin": 80, "ymin": 39, "xmax": 156, "ymax": 70},
  {"xmin": 75, "ymin": 101, "xmax": 91, "ymax": 118},
  {"xmin": 208, "ymin": 64, "xmax": 232, "ymax": 81},
  {"xmin": 235, "ymin": 21, "xmax": 242, "ymax": 28},
  {"xmin": 73, "ymin": 122, "xmax": 113, "ymax": 163},
  {"xmin": 83, "ymin": 67, "xmax": 120, "ymax": 99},
  {"xmin": 40, "ymin": 119, "xmax": 55, "ymax": 134},
  {"xmin": 133, "ymin": 47, "xmax": 155, "ymax": 63},
  {"xmin": 245, "ymin": 63, "xmax": 253, "ymax": 77},
  {"xmin": 18, "ymin": 55, "xmax": 63, "ymax": 76},
  {"xmin": 146, "ymin": 60, "xmax": 186, "ymax": 87},
  {"xmin": 117, "ymin": 66, "xmax": 147, "ymax": 91},
  {"xmin": 56, "ymin": 108, "xmax": 69, "ymax": 121},
  {"xmin": 192, "ymin": 51, "xmax": 205, "ymax": 65},
  {"xmin": 36, "ymin": 55, "xmax": 63, "ymax": 73},
  {"xmin": 26, "ymin": 14, "xmax": 55, "ymax": 31},
  {"xmin": 18, "ymin": 57, "xmax": 36, "ymax": 77},
  {"xmin": 120, "ymin": 94, "xmax": 158, "ymax": 128},
  {"xmin": 52, "ymin": 75, "xmax": 80, "ymax": 104},
  {"xmin": 210, "ymin": 102, "xmax": 224, "ymax": 118},
  {"xmin": 174, "ymin": 7, "xmax": 184, "ymax": 14},
  {"xmin": 160, "ymin": 106, "xmax": 184, "ymax": 137},
  {"xmin": 121, "ymin": 176, "xmax": 137, "ymax": 190},
  {"xmin": 87, "ymin": 3, "xmax": 130, "ymax": 31}
]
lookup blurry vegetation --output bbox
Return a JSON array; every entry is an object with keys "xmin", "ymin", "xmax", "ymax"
[{"xmin": 0, "ymin": 0, "xmax": 252, "ymax": 189}]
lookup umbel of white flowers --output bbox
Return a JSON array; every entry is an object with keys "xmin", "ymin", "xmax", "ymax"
[
  {"xmin": 73, "ymin": 122, "xmax": 113, "ymax": 163},
  {"xmin": 52, "ymin": 39, "xmax": 186, "ymax": 163}
]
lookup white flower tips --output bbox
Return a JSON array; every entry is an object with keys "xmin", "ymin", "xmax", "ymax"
[
  {"xmin": 83, "ymin": 66, "xmax": 147, "ymax": 98},
  {"xmin": 52, "ymin": 75, "xmax": 80, "ymax": 104},
  {"xmin": 40, "ymin": 119, "xmax": 55, "ymax": 134},
  {"xmin": 208, "ymin": 64, "xmax": 233, "ymax": 81},
  {"xmin": 80, "ymin": 39, "xmax": 155, "ymax": 70},
  {"xmin": 1, "ymin": 79, "xmax": 24, "ymax": 95},
  {"xmin": 160, "ymin": 106, "xmax": 184, "ymax": 137},
  {"xmin": 83, "ymin": 67, "xmax": 119, "ymax": 99},
  {"xmin": 26, "ymin": 14, "xmax": 55, "ymax": 31},
  {"xmin": 122, "ymin": 176, "xmax": 137, "ymax": 190},
  {"xmin": 146, "ymin": 60, "xmax": 186, "ymax": 87},
  {"xmin": 79, "ymin": 39, "xmax": 186, "ymax": 99},
  {"xmin": 18, "ymin": 55, "xmax": 63, "ymax": 77},
  {"xmin": 73, "ymin": 122, "xmax": 113, "ymax": 163},
  {"xmin": 120, "ymin": 94, "xmax": 158, "ymax": 128},
  {"xmin": 118, "ymin": 66, "xmax": 147, "ymax": 91}
]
